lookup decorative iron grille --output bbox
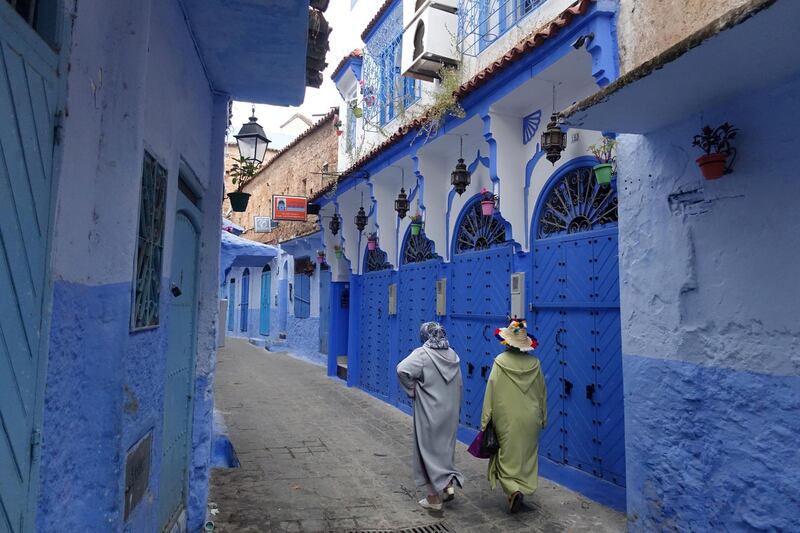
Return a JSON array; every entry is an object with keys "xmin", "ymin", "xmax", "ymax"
[
  {"xmin": 132, "ymin": 152, "xmax": 168, "ymax": 330},
  {"xmin": 455, "ymin": 200, "xmax": 507, "ymax": 253},
  {"xmin": 458, "ymin": 0, "xmax": 543, "ymax": 57},
  {"xmin": 365, "ymin": 247, "xmax": 393, "ymax": 272},
  {"xmin": 361, "ymin": 1, "xmax": 420, "ymax": 128},
  {"xmin": 537, "ymin": 166, "xmax": 618, "ymax": 239},
  {"xmin": 402, "ymin": 231, "xmax": 439, "ymax": 264}
]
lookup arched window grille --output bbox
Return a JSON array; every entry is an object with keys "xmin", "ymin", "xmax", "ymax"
[{"xmin": 455, "ymin": 200, "xmax": 507, "ymax": 254}]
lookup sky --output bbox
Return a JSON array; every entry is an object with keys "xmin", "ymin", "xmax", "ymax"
[{"xmin": 227, "ymin": 0, "xmax": 366, "ymax": 141}]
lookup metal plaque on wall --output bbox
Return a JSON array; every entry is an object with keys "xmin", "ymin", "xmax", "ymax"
[{"xmin": 124, "ymin": 431, "xmax": 153, "ymax": 521}]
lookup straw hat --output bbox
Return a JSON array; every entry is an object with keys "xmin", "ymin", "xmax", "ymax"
[{"xmin": 494, "ymin": 318, "xmax": 538, "ymax": 352}]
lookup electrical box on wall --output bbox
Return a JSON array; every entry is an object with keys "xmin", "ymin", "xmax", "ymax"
[
  {"xmin": 436, "ymin": 278, "xmax": 447, "ymax": 316},
  {"xmin": 510, "ymin": 272, "xmax": 525, "ymax": 319},
  {"xmin": 388, "ymin": 283, "xmax": 397, "ymax": 315}
]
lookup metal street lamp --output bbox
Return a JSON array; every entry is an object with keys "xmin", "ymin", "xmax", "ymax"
[
  {"xmin": 234, "ymin": 107, "xmax": 271, "ymax": 165},
  {"xmin": 355, "ymin": 206, "xmax": 368, "ymax": 233},
  {"xmin": 541, "ymin": 113, "xmax": 567, "ymax": 165},
  {"xmin": 329, "ymin": 213, "xmax": 341, "ymax": 235},
  {"xmin": 450, "ymin": 135, "xmax": 471, "ymax": 195}
]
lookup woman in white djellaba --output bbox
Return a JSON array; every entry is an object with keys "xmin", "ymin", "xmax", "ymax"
[{"xmin": 396, "ymin": 322, "xmax": 465, "ymax": 511}]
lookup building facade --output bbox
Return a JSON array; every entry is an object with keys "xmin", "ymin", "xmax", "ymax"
[
  {"xmin": 315, "ymin": 0, "xmax": 799, "ymax": 530},
  {"xmin": 317, "ymin": 0, "xmax": 625, "ymax": 510},
  {"xmin": 0, "ymin": 1, "xmax": 320, "ymax": 532}
]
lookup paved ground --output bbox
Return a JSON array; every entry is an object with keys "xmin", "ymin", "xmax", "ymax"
[{"xmin": 209, "ymin": 338, "xmax": 626, "ymax": 533}]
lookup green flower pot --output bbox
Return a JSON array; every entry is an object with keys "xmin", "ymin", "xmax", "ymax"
[
  {"xmin": 593, "ymin": 163, "xmax": 614, "ymax": 185},
  {"xmin": 353, "ymin": 107, "xmax": 363, "ymax": 118},
  {"xmin": 410, "ymin": 223, "xmax": 421, "ymax": 236}
]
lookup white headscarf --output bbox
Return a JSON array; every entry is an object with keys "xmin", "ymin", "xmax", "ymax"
[{"xmin": 419, "ymin": 321, "xmax": 449, "ymax": 350}]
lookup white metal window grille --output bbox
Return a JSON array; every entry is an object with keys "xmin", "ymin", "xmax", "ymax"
[
  {"xmin": 362, "ymin": 1, "xmax": 420, "ymax": 127},
  {"xmin": 132, "ymin": 152, "xmax": 168, "ymax": 330},
  {"xmin": 458, "ymin": 0, "xmax": 543, "ymax": 57}
]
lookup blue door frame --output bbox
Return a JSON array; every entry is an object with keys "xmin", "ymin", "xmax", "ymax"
[
  {"xmin": 159, "ymin": 187, "xmax": 202, "ymax": 527},
  {"xmin": 227, "ymin": 280, "xmax": 235, "ymax": 331},
  {"xmin": 240, "ymin": 268, "xmax": 250, "ymax": 332},
  {"xmin": 259, "ymin": 267, "xmax": 271, "ymax": 336}
]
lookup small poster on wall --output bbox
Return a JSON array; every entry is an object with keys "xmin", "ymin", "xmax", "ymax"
[
  {"xmin": 272, "ymin": 195, "xmax": 308, "ymax": 222},
  {"xmin": 254, "ymin": 216, "xmax": 273, "ymax": 233}
]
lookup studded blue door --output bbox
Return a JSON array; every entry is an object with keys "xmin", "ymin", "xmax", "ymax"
[
  {"xmin": 159, "ymin": 192, "xmax": 201, "ymax": 526},
  {"xmin": 0, "ymin": 3, "xmax": 61, "ymax": 530},
  {"xmin": 396, "ymin": 230, "xmax": 441, "ymax": 409},
  {"xmin": 260, "ymin": 268, "xmax": 271, "ymax": 335},
  {"xmin": 531, "ymin": 166, "xmax": 624, "ymax": 487},
  {"xmin": 359, "ymin": 247, "xmax": 394, "ymax": 399}
]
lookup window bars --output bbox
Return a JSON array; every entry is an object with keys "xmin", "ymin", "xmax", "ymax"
[
  {"xmin": 458, "ymin": 0, "xmax": 543, "ymax": 57},
  {"xmin": 132, "ymin": 152, "xmax": 168, "ymax": 330}
]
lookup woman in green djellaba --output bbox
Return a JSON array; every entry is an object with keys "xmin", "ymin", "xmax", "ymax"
[{"xmin": 480, "ymin": 318, "xmax": 546, "ymax": 514}]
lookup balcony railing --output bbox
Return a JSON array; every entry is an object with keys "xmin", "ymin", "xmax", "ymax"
[{"xmin": 458, "ymin": 0, "xmax": 544, "ymax": 57}]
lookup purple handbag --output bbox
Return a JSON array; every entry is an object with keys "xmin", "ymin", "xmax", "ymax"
[{"xmin": 468, "ymin": 430, "xmax": 491, "ymax": 459}]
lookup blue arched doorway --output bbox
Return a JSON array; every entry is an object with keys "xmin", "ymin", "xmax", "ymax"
[
  {"xmin": 449, "ymin": 196, "xmax": 514, "ymax": 429},
  {"xmin": 530, "ymin": 163, "xmax": 624, "ymax": 488},
  {"xmin": 260, "ymin": 265, "xmax": 271, "ymax": 335},
  {"xmin": 240, "ymin": 268, "xmax": 250, "ymax": 332},
  {"xmin": 227, "ymin": 279, "xmax": 236, "ymax": 331}
]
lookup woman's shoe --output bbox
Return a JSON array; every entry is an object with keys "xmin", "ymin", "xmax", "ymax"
[
  {"xmin": 419, "ymin": 497, "xmax": 443, "ymax": 511},
  {"xmin": 443, "ymin": 484, "xmax": 455, "ymax": 502},
  {"xmin": 508, "ymin": 491, "xmax": 523, "ymax": 514}
]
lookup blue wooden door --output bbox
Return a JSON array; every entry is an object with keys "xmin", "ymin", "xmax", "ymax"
[
  {"xmin": 531, "ymin": 166, "xmax": 623, "ymax": 486},
  {"xmin": 293, "ymin": 273, "xmax": 311, "ymax": 319},
  {"xmin": 318, "ymin": 269, "xmax": 331, "ymax": 353},
  {"xmin": 396, "ymin": 259, "xmax": 440, "ymax": 409},
  {"xmin": 0, "ymin": 3, "xmax": 61, "ymax": 530},
  {"xmin": 259, "ymin": 268, "xmax": 271, "ymax": 336},
  {"xmin": 227, "ymin": 279, "xmax": 235, "ymax": 331},
  {"xmin": 159, "ymin": 192, "xmax": 201, "ymax": 526},
  {"xmin": 449, "ymin": 246, "xmax": 513, "ymax": 429},
  {"xmin": 358, "ymin": 266, "xmax": 393, "ymax": 400},
  {"xmin": 240, "ymin": 268, "xmax": 250, "ymax": 332}
]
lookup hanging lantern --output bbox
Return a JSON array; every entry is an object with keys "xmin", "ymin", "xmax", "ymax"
[
  {"xmin": 395, "ymin": 187, "xmax": 410, "ymax": 219},
  {"xmin": 541, "ymin": 113, "xmax": 567, "ymax": 165},
  {"xmin": 451, "ymin": 158, "xmax": 470, "ymax": 195},
  {"xmin": 329, "ymin": 213, "xmax": 341, "ymax": 235},
  {"xmin": 354, "ymin": 206, "xmax": 368, "ymax": 233}
]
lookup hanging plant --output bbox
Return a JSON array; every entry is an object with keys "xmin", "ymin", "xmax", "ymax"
[
  {"xmin": 480, "ymin": 187, "xmax": 498, "ymax": 216},
  {"xmin": 588, "ymin": 136, "xmax": 618, "ymax": 185},
  {"xmin": 414, "ymin": 66, "xmax": 466, "ymax": 142},
  {"xmin": 316, "ymin": 249, "xmax": 326, "ymax": 264},
  {"xmin": 334, "ymin": 118, "xmax": 343, "ymax": 136},
  {"xmin": 692, "ymin": 123, "xmax": 738, "ymax": 180},
  {"xmin": 367, "ymin": 231, "xmax": 378, "ymax": 251},
  {"xmin": 334, "ymin": 245, "xmax": 343, "ymax": 258},
  {"xmin": 227, "ymin": 156, "xmax": 259, "ymax": 212}
]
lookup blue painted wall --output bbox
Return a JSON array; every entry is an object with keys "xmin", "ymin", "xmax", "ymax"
[{"xmin": 617, "ymin": 72, "xmax": 800, "ymax": 531}]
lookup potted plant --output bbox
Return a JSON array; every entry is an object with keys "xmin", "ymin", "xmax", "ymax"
[
  {"xmin": 316, "ymin": 249, "xmax": 326, "ymax": 264},
  {"xmin": 304, "ymin": 262, "xmax": 315, "ymax": 275},
  {"xmin": 692, "ymin": 123, "xmax": 738, "ymax": 180},
  {"xmin": 334, "ymin": 118, "xmax": 343, "ymax": 137},
  {"xmin": 350, "ymin": 100, "xmax": 363, "ymax": 119},
  {"xmin": 589, "ymin": 136, "xmax": 617, "ymax": 185},
  {"xmin": 367, "ymin": 232, "xmax": 378, "ymax": 251},
  {"xmin": 334, "ymin": 245, "xmax": 343, "ymax": 258},
  {"xmin": 480, "ymin": 187, "xmax": 497, "ymax": 216},
  {"xmin": 409, "ymin": 212, "xmax": 423, "ymax": 236},
  {"xmin": 227, "ymin": 156, "xmax": 258, "ymax": 212}
]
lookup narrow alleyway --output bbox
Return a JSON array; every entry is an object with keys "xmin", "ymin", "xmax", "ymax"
[{"xmin": 209, "ymin": 339, "xmax": 626, "ymax": 533}]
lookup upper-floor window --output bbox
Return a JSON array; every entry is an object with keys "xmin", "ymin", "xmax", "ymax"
[
  {"xmin": 362, "ymin": 0, "xmax": 421, "ymax": 127},
  {"xmin": 459, "ymin": 0, "xmax": 542, "ymax": 56},
  {"xmin": 5, "ymin": 0, "xmax": 60, "ymax": 48}
]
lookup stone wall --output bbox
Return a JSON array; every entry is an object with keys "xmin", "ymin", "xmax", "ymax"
[
  {"xmin": 616, "ymin": 0, "xmax": 755, "ymax": 73},
  {"xmin": 228, "ymin": 114, "xmax": 338, "ymax": 244}
]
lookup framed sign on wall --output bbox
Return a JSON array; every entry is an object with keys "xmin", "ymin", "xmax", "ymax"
[{"xmin": 272, "ymin": 195, "xmax": 308, "ymax": 222}]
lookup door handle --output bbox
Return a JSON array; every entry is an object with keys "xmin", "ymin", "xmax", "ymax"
[
  {"xmin": 467, "ymin": 362, "xmax": 475, "ymax": 376},
  {"xmin": 564, "ymin": 379, "xmax": 573, "ymax": 396},
  {"xmin": 555, "ymin": 329, "xmax": 565, "ymax": 349},
  {"xmin": 586, "ymin": 384, "xmax": 596, "ymax": 400},
  {"xmin": 482, "ymin": 324, "xmax": 491, "ymax": 341},
  {"xmin": 170, "ymin": 283, "xmax": 182, "ymax": 297},
  {"xmin": 377, "ymin": 307, "xmax": 382, "ymax": 319}
]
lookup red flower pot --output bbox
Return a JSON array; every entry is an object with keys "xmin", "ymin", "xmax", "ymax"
[
  {"xmin": 481, "ymin": 200, "xmax": 495, "ymax": 216},
  {"xmin": 316, "ymin": 255, "xmax": 324, "ymax": 264},
  {"xmin": 367, "ymin": 240, "xmax": 377, "ymax": 251},
  {"xmin": 696, "ymin": 153, "xmax": 728, "ymax": 180}
]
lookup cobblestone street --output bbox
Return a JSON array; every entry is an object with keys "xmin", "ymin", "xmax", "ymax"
[{"xmin": 209, "ymin": 338, "xmax": 626, "ymax": 533}]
